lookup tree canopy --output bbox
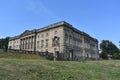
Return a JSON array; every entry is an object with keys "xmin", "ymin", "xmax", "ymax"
[
  {"xmin": 0, "ymin": 37, "xmax": 10, "ymax": 51},
  {"xmin": 100, "ymin": 40, "xmax": 120, "ymax": 59}
]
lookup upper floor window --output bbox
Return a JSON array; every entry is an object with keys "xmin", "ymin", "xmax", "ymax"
[
  {"xmin": 46, "ymin": 39, "xmax": 49, "ymax": 47},
  {"xmin": 55, "ymin": 30, "xmax": 57, "ymax": 34},
  {"xmin": 38, "ymin": 35, "xmax": 39, "ymax": 38},
  {"xmin": 69, "ymin": 36, "xmax": 72, "ymax": 45},
  {"xmin": 46, "ymin": 33, "xmax": 49, "ymax": 37},
  {"xmin": 41, "ymin": 40, "xmax": 44, "ymax": 48},
  {"xmin": 41, "ymin": 34, "xmax": 44, "ymax": 37},
  {"xmin": 37, "ymin": 41, "xmax": 39, "ymax": 48}
]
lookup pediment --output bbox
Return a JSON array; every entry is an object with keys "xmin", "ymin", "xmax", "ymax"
[{"xmin": 20, "ymin": 30, "xmax": 30, "ymax": 37}]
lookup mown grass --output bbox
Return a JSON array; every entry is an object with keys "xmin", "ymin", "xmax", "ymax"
[{"xmin": 0, "ymin": 57, "xmax": 120, "ymax": 80}]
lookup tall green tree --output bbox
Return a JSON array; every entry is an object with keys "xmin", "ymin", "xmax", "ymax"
[
  {"xmin": 0, "ymin": 37, "xmax": 10, "ymax": 51},
  {"xmin": 100, "ymin": 40, "xmax": 120, "ymax": 59}
]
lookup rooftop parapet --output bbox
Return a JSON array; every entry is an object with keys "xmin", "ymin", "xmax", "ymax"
[{"xmin": 9, "ymin": 21, "xmax": 98, "ymax": 42}]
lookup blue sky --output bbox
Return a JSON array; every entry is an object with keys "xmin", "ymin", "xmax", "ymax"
[{"xmin": 0, "ymin": 0, "xmax": 120, "ymax": 47}]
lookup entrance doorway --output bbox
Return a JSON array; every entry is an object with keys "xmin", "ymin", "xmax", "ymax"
[{"xmin": 69, "ymin": 50, "xmax": 73, "ymax": 60}]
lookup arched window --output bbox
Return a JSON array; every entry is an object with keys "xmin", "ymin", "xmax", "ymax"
[{"xmin": 52, "ymin": 36, "xmax": 60, "ymax": 46}]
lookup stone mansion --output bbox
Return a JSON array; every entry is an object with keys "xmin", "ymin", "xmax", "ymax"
[{"xmin": 8, "ymin": 21, "xmax": 99, "ymax": 60}]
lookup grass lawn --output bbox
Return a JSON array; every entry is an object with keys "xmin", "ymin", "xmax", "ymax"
[
  {"xmin": 0, "ymin": 53, "xmax": 120, "ymax": 80},
  {"xmin": 0, "ymin": 52, "xmax": 45, "ymax": 59}
]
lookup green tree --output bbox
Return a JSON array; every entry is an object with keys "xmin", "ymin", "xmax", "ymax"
[
  {"xmin": 0, "ymin": 37, "xmax": 10, "ymax": 51},
  {"xmin": 100, "ymin": 40, "xmax": 120, "ymax": 59}
]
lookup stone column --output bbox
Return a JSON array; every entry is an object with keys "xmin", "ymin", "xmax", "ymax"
[
  {"xmin": 82, "ymin": 33, "xmax": 85, "ymax": 61},
  {"xmin": 28, "ymin": 37, "xmax": 30, "ymax": 50},
  {"xmin": 29, "ymin": 37, "xmax": 31, "ymax": 49},
  {"xmin": 31, "ymin": 36, "xmax": 33, "ymax": 50},
  {"xmin": 24, "ymin": 38, "xmax": 26, "ymax": 50},
  {"xmin": 26, "ymin": 37, "xmax": 28, "ymax": 50},
  {"xmin": 25, "ymin": 38, "xmax": 27, "ymax": 50},
  {"xmin": 23, "ymin": 39, "xmax": 24, "ymax": 50},
  {"xmin": 32, "ymin": 36, "xmax": 34, "ymax": 51},
  {"xmin": 20, "ymin": 39, "xmax": 22, "ymax": 50},
  {"xmin": 34, "ymin": 30, "xmax": 37, "ymax": 54},
  {"xmin": 26, "ymin": 38, "xmax": 28, "ymax": 50},
  {"xmin": 21, "ymin": 39, "xmax": 23, "ymax": 50},
  {"xmin": 31, "ymin": 37, "xmax": 32, "ymax": 50}
]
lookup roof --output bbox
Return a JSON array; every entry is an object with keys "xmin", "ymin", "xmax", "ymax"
[
  {"xmin": 9, "ymin": 35, "xmax": 20, "ymax": 41},
  {"xmin": 9, "ymin": 21, "xmax": 98, "ymax": 42}
]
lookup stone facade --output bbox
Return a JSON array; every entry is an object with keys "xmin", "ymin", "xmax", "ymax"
[{"xmin": 8, "ymin": 21, "xmax": 99, "ymax": 60}]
